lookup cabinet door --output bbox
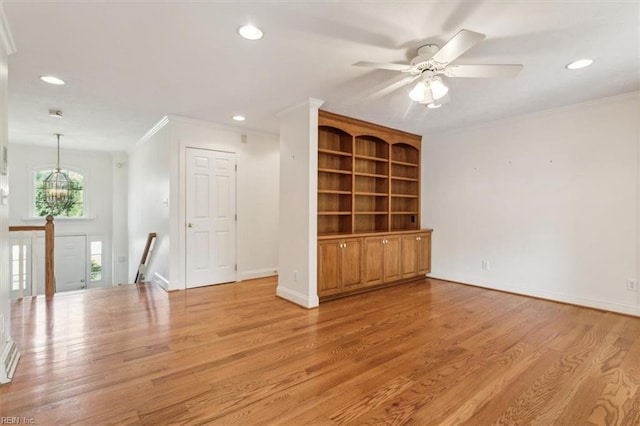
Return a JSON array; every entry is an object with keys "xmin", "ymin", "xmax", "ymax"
[
  {"xmin": 318, "ymin": 241, "xmax": 341, "ymax": 296},
  {"xmin": 401, "ymin": 234, "xmax": 418, "ymax": 278},
  {"xmin": 341, "ymin": 238, "xmax": 363, "ymax": 290},
  {"xmin": 417, "ymin": 232, "xmax": 431, "ymax": 275},
  {"xmin": 363, "ymin": 237, "xmax": 384, "ymax": 287},
  {"xmin": 383, "ymin": 235, "xmax": 402, "ymax": 282}
]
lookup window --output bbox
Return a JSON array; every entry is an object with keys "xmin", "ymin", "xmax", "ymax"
[
  {"xmin": 34, "ymin": 169, "xmax": 84, "ymax": 217},
  {"xmin": 90, "ymin": 241, "xmax": 102, "ymax": 282},
  {"xmin": 11, "ymin": 244, "xmax": 27, "ymax": 291}
]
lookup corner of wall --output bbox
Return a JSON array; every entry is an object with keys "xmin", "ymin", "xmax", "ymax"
[
  {"xmin": 277, "ymin": 98, "xmax": 324, "ymax": 308},
  {"xmin": 276, "ymin": 284, "xmax": 319, "ymax": 309}
]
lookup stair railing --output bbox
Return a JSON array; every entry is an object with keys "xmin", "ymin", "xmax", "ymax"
[{"xmin": 8, "ymin": 215, "xmax": 55, "ymax": 297}]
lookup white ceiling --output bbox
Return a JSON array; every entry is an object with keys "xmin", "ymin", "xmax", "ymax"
[{"xmin": 3, "ymin": 1, "xmax": 639, "ymax": 152}]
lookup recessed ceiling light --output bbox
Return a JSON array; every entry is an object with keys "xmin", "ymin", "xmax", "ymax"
[
  {"xmin": 232, "ymin": 115, "xmax": 246, "ymax": 121},
  {"xmin": 40, "ymin": 75, "xmax": 65, "ymax": 85},
  {"xmin": 427, "ymin": 103, "xmax": 442, "ymax": 109},
  {"xmin": 238, "ymin": 25, "xmax": 263, "ymax": 40},
  {"xmin": 566, "ymin": 59, "xmax": 593, "ymax": 70}
]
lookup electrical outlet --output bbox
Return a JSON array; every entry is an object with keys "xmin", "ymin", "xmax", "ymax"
[
  {"xmin": 627, "ymin": 279, "xmax": 638, "ymax": 292},
  {"xmin": 481, "ymin": 261, "xmax": 490, "ymax": 271}
]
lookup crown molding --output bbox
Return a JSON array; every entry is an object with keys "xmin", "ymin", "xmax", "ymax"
[
  {"xmin": 276, "ymin": 97, "xmax": 325, "ymax": 119},
  {"xmin": 135, "ymin": 115, "xmax": 170, "ymax": 147},
  {"xmin": 167, "ymin": 114, "xmax": 278, "ymax": 139},
  {"xmin": 425, "ymin": 91, "xmax": 640, "ymax": 138}
]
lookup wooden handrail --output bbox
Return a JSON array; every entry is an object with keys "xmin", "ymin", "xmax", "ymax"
[
  {"xmin": 9, "ymin": 215, "xmax": 55, "ymax": 297},
  {"xmin": 135, "ymin": 232, "xmax": 157, "ymax": 283},
  {"xmin": 8, "ymin": 225, "xmax": 46, "ymax": 232}
]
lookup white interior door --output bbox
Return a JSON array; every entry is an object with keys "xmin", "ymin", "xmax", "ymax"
[
  {"xmin": 55, "ymin": 235, "xmax": 87, "ymax": 292},
  {"xmin": 186, "ymin": 148, "xmax": 237, "ymax": 288}
]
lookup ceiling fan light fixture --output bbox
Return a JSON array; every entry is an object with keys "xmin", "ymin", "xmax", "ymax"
[
  {"xmin": 409, "ymin": 81, "xmax": 427, "ymax": 102},
  {"xmin": 566, "ymin": 59, "xmax": 593, "ymax": 70},
  {"xmin": 427, "ymin": 103, "xmax": 442, "ymax": 109},
  {"xmin": 238, "ymin": 24, "xmax": 263, "ymax": 40},
  {"xmin": 232, "ymin": 115, "xmax": 246, "ymax": 121},
  {"xmin": 430, "ymin": 77, "xmax": 449, "ymax": 100}
]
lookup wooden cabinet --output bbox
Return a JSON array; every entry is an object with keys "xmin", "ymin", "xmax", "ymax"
[
  {"xmin": 416, "ymin": 232, "xmax": 431, "ymax": 275},
  {"xmin": 401, "ymin": 232, "xmax": 432, "ymax": 279},
  {"xmin": 317, "ymin": 111, "xmax": 431, "ymax": 301},
  {"xmin": 363, "ymin": 235, "xmax": 401, "ymax": 287},
  {"xmin": 319, "ymin": 230, "xmax": 430, "ymax": 300},
  {"xmin": 317, "ymin": 238, "xmax": 363, "ymax": 297}
]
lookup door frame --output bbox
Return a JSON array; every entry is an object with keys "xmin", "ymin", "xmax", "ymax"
[
  {"xmin": 13, "ymin": 232, "xmax": 109, "ymax": 296},
  {"xmin": 180, "ymin": 144, "xmax": 238, "ymax": 289}
]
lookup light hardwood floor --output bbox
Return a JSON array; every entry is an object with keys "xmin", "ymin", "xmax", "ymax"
[{"xmin": 1, "ymin": 277, "xmax": 639, "ymax": 425}]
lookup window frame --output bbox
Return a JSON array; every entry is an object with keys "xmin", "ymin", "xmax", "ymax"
[
  {"xmin": 89, "ymin": 239, "xmax": 103, "ymax": 283},
  {"xmin": 30, "ymin": 164, "xmax": 89, "ymax": 219}
]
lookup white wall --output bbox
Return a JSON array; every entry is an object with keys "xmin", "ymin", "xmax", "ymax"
[
  {"xmin": 8, "ymin": 144, "xmax": 128, "ymax": 287},
  {"xmin": 0, "ymin": 1, "xmax": 15, "ymax": 355},
  {"xmin": 128, "ymin": 119, "xmax": 171, "ymax": 287},
  {"xmin": 276, "ymin": 99, "xmax": 323, "ymax": 308},
  {"xmin": 111, "ymin": 152, "xmax": 128, "ymax": 285},
  {"xmin": 423, "ymin": 92, "xmax": 640, "ymax": 316},
  {"xmin": 128, "ymin": 116, "xmax": 280, "ymax": 291}
]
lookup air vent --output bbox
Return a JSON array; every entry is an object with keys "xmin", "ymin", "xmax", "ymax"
[{"xmin": 0, "ymin": 337, "xmax": 21, "ymax": 384}]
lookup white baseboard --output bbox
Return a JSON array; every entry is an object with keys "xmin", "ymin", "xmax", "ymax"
[
  {"xmin": 276, "ymin": 285, "xmax": 319, "ymax": 309},
  {"xmin": 428, "ymin": 272, "xmax": 640, "ymax": 317},
  {"xmin": 153, "ymin": 272, "xmax": 169, "ymax": 291},
  {"xmin": 240, "ymin": 267, "xmax": 278, "ymax": 281}
]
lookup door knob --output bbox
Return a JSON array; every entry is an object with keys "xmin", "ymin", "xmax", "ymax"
[{"xmin": 187, "ymin": 223, "xmax": 194, "ymax": 228}]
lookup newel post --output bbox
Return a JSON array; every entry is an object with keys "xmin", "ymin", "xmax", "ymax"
[{"xmin": 44, "ymin": 215, "xmax": 55, "ymax": 297}]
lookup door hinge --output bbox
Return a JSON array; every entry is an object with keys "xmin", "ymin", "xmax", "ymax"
[
  {"xmin": 235, "ymin": 164, "xmax": 237, "ymax": 171},
  {"xmin": 235, "ymin": 264, "xmax": 237, "ymax": 271},
  {"xmin": 235, "ymin": 214, "xmax": 237, "ymax": 221}
]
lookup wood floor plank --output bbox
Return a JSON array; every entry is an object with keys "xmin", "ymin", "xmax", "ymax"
[{"xmin": 0, "ymin": 277, "xmax": 639, "ymax": 425}]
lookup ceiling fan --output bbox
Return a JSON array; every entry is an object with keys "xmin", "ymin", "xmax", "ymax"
[{"xmin": 354, "ymin": 29, "xmax": 523, "ymax": 108}]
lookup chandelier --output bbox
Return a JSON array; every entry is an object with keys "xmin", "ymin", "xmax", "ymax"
[{"xmin": 42, "ymin": 133, "xmax": 75, "ymax": 212}]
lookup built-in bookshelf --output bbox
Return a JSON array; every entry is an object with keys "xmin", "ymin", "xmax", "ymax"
[{"xmin": 317, "ymin": 111, "xmax": 421, "ymax": 236}]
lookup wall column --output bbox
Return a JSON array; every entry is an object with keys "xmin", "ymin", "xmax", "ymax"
[{"xmin": 276, "ymin": 98, "xmax": 324, "ymax": 308}]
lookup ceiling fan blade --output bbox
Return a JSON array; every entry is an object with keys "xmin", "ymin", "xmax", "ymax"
[
  {"xmin": 353, "ymin": 61, "xmax": 411, "ymax": 72},
  {"xmin": 369, "ymin": 75, "xmax": 420, "ymax": 99},
  {"xmin": 430, "ymin": 29, "xmax": 486, "ymax": 65},
  {"xmin": 445, "ymin": 64, "xmax": 523, "ymax": 78}
]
